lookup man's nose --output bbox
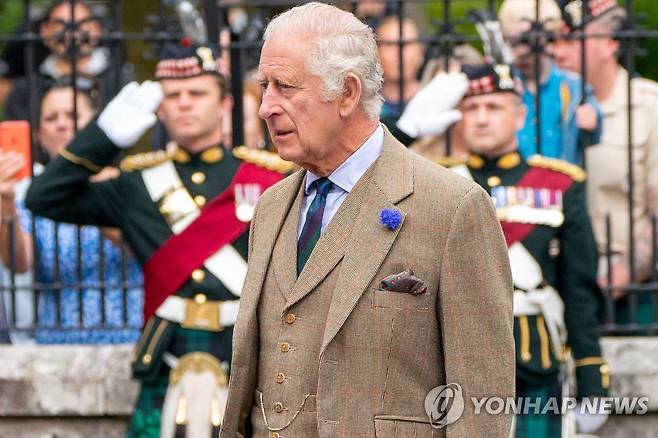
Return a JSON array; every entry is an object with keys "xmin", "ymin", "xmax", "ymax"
[
  {"xmin": 258, "ymin": 86, "xmax": 279, "ymax": 119},
  {"xmin": 476, "ymin": 107, "xmax": 490, "ymax": 124},
  {"xmin": 178, "ymin": 92, "xmax": 193, "ymax": 107}
]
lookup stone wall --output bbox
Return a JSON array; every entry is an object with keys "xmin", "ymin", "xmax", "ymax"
[
  {"xmin": 0, "ymin": 345, "xmax": 138, "ymax": 437},
  {"xmin": 0, "ymin": 338, "xmax": 657, "ymax": 437}
]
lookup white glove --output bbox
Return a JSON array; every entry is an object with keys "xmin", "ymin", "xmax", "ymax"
[
  {"xmin": 396, "ymin": 72, "xmax": 468, "ymax": 138},
  {"xmin": 575, "ymin": 403, "xmax": 609, "ymax": 434},
  {"xmin": 97, "ymin": 81, "xmax": 163, "ymax": 148}
]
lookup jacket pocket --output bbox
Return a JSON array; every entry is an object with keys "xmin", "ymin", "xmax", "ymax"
[
  {"xmin": 374, "ymin": 415, "xmax": 440, "ymax": 438},
  {"xmin": 372, "ymin": 289, "xmax": 432, "ymax": 311}
]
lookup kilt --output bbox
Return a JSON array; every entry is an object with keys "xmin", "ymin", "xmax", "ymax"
[
  {"xmin": 514, "ymin": 379, "xmax": 562, "ymax": 438},
  {"xmin": 127, "ymin": 324, "xmax": 233, "ymax": 437}
]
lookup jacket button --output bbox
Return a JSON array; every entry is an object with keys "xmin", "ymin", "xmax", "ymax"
[
  {"xmin": 191, "ymin": 269, "xmax": 205, "ymax": 283},
  {"xmin": 191, "ymin": 172, "xmax": 206, "ymax": 184},
  {"xmin": 194, "ymin": 195, "xmax": 207, "ymax": 207},
  {"xmin": 276, "ymin": 372, "xmax": 285, "ymax": 383},
  {"xmin": 271, "ymin": 433, "xmax": 280, "ymax": 438},
  {"xmin": 280, "ymin": 342, "xmax": 290, "ymax": 352},
  {"xmin": 273, "ymin": 402, "xmax": 283, "ymax": 413},
  {"xmin": 487, "ymin": 175, "xmax": 502, "ymax": 187},
  {"xmin": 284, "ymin": 313, "xmax": 296, "ymax": 324}
]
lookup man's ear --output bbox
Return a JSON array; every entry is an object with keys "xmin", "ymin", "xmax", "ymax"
[
  {"xmin": 339, "ymin": 73, "xmax": 363, "ymax": 118},
  {"xmin": 608, "ymin": 38, "xmax": 621, "ymax": 58}
]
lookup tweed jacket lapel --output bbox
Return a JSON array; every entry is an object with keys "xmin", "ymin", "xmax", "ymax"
[
  {"xmin": 283, "ymin": 162, "xmax": 375, "ymax": 310},
  {"xmin": 272, "ymin": 179, "xmax": 305, "ymax": 299},
  {"xmin": 243, "ymin": 170, "xmax": 305, "ymax": 311},
  {"xmin": 321, "ymin": 131, "xmax": 413, "ymax": 354}
]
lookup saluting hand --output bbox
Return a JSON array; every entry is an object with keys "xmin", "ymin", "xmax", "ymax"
[
  {"xmin": 397, "ymin": 72, "xmax": 468, "ymax": 138},
  {"xmin": 97, "ymin": 81, "xmax": 164, "ymax": 148}
]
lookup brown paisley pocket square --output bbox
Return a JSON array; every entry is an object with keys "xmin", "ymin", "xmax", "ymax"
[{"xmin": 379, "ymin": 269, "xmax": 428, "ymax": 295}]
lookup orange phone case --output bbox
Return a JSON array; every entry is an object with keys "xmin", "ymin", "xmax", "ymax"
[{"xmin": 0, "ymin": 121, "xmax": 32, "ymax": 180}]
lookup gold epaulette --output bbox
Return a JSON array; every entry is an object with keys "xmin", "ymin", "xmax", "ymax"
[
  {"xmin": 120, "ymin": 150, "xmax": 172, "ymax": 172},
  {"xmin": 232, "ymin": 146, "xmax": 296, "ymax": 174},
  {"xmin": 527, "ymin": 155, "xmax": 587, "ymax": 182},
  {"xmin": 435, "ymin": 156, "xmax": 467, "ymax": 168}
]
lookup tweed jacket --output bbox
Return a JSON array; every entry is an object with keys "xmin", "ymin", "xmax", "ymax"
[{"xmin": 221, "ymin": 131, "xmax": 515, "ymax": 438}]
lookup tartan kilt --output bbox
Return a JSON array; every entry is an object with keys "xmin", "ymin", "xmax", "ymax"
[
  {"xmin": 514, "ymin": 379, "xmax": 562, "ymax": 438},
  {"xmin": 127, "ymin": 324, "xmax": 233, "ymax": 438}
]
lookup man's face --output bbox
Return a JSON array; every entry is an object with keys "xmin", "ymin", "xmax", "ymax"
[
  {"xmin": 40, "ymin": 3, "xmax": 101, "ymax": 57},
  {"xmin": 377, "ymin": 20, "xmax": 424, "ymax": 84},
  {"xmin": 456, "ymin": 92, "xmax": 526, "ymax": 157},
  {"xmin": 553, "ymin": 22, "xmax": 618, "ymax": 77},
  {"xmin": 257, "ymin": 34, "xmax": 343, "ymax": 168},
  {"xmin": 157, "ymin": 75, "xmax": 225, "ymax": 148}
]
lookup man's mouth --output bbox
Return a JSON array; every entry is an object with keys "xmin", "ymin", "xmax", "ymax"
[{"xmin": 272, "ymin": 129, "xmax": 294, "ymax": 141}]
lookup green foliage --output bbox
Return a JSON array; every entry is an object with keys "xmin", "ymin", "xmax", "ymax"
[
  {"xmin": 0, "ymin": 1, "xmax": 25, "ymax": 35},
  {"xmin": 632, "ymin": 0, "xmax": 658, "ymax": 79}
]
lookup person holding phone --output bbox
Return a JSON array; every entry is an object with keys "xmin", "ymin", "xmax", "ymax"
[{"xmin": 0, "ymin": 80, "xmax": 143, "ymax": 343}]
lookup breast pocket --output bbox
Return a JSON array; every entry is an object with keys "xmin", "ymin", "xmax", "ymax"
[{"xmin": 371, "ymin": 288, "xmax": 432, "ymax": 311}]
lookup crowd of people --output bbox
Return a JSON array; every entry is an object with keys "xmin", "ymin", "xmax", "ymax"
[{"xmin": 0, "ymin": 0, "xmax": 654, "ymax": 437}]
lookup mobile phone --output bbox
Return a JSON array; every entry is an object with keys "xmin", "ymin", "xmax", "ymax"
[{"xmin": 0, "ymin": 121, "xmax": 32, "ymax": 180}]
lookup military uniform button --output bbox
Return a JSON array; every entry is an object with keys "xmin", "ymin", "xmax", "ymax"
[
  {"xmin": 191, "ymin": 172, "xmax": 206, "ymax": 184},
  {"xmin": 271, "ymin": 433, "xmax": 280, "ymax": 438},
  {"xmin": 194, "ymin": 293, "xmax": 207, "ymax": 304},
  {"xmin": 194, "ymin": 195, "xmax": 207, "ymax": 207},
  {"xmin": 191, "ymin": 269, "xmax": 205, "ymax": 283},
  {"xmin": 273, "ymin": 402, "xmax": 284, "ymax": 413},
  {"xmin": 280, "ymin": 342, "xmax": 290, "ymax": 352},
  {"xmin": 276, "ymin": 372, "xmax": 286, "ymax": 383},
  {"xmin": 487, "ymin": 176, "xmax": 502, "ymax": 187},
  {"xmin": 142, "ymin": 354, "xmax": 152, "ymax": 365},
  {"xmin": 284, "ymin": 313, "xmax": 296, "ymax": 324}
]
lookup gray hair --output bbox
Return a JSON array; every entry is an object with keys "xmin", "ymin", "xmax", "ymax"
[
  {"xmin": 591, "ymin": 6, "xmax": 627, "ymax": 33},
  {"xmin": 263, "ymin": 2, "xmax": 384, "ymax": 120}
]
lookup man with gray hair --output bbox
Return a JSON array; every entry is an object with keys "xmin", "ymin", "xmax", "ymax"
[{"xmin": 221, "ymin": 3, "xmax": 515, "ymax": 437}]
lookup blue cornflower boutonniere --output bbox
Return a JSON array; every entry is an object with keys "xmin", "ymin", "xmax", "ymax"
[{"xmin": 379, "ymin": 208, "xmax": 402, "ymax": 231}]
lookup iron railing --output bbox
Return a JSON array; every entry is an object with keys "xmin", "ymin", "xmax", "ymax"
[{"xmin": 0, "ymin": 0, "xmax": 656, "ymax": 340}]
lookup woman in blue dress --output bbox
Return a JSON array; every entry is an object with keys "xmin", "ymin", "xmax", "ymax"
[{"xmin": 0, "ymin": 81, "xmax": 143, "ymax": 343}]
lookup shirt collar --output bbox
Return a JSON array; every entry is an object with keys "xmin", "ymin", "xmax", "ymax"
[{"xmin": 305, "ymin": 124, "xmax": 384, "ymax": 195}]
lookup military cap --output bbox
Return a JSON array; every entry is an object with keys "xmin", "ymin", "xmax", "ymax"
[
  {"xmin": 155, "ymin": 40, "xmax": 223, "ymax": 80},
  {"xmin": 461, "ymin": 63, "xmax": 523, "ymax": 98},
  {"xmin": 559, "ymin": 0, "xmax": 620, "ymax": 30}
]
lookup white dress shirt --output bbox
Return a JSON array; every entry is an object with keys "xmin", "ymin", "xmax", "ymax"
[{"xmin": 298, "ymin": 124, "xmax": 384, "ymax": 238}]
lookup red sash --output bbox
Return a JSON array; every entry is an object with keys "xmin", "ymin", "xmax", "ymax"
[{"xmin": 143, "ymin": 162, "xmax": 283, "ymax": 320}]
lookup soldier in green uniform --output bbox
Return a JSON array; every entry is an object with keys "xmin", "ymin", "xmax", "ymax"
[
  {"xmin": 402, "ymin": 63, "xmax": 609, "ymax": 436},
  {"xmin": 25, "ymin": 42, "xmax": 292, "ymax": 437}
]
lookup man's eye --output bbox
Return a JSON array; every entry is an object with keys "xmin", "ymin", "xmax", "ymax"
[{"xmin": 278, "ymin": 82, "xmax": 294, "ymax": 90}]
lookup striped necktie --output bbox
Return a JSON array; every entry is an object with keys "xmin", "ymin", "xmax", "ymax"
[{"xmin": 297, "ymin": 177, "xmax": 334, "ymax": 274}]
